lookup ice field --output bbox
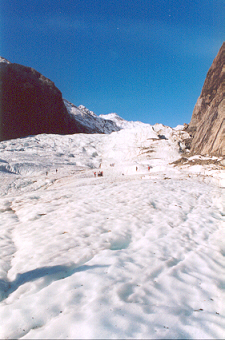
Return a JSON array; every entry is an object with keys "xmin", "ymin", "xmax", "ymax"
[{"xmin": 0, "ymin": 122, "xmax": 224, "ymax": 339}]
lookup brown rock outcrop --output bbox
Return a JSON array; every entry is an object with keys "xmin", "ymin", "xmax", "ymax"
[
  {"xmin": 0, "ymin": 58, "xmax": 121, "ymax": 141},
  {"xmin": 0, "ymin": 60, "xmax": 71, "ymax": 141},
  {"xmin": 0, "ymin": 59, "xmax": 96, "ymax": 141},
  {"xmin": 187, "ymin": 42, "xmax": 225, "ymax": 157}
]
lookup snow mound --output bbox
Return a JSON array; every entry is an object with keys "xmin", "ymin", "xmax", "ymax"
[{"xmin": 100, "ymin": 112, "xmax": 150, "ymax": 130}]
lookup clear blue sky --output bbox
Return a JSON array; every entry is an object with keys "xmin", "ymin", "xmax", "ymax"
[{"xmin": 1, "ymin": 0, "xmax": 224, "ymax": 127}]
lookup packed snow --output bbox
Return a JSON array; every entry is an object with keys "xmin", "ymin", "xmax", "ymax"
[{"xmin": 0, "ymin": 119, "xmax": 224, "ymax": 339}]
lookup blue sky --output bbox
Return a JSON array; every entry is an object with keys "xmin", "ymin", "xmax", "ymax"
[{"xmin": 1, "ymin": 0, "xmax": 224, "ymax": 127}]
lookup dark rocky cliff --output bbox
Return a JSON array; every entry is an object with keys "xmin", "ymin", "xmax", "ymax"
[
  {"xmin": 0, "ymin": 59, "xmax": 93, "ymax": 141},
  {"xmin": 186, "ymin": 43, "xmax": 225, "ymax": 157}
]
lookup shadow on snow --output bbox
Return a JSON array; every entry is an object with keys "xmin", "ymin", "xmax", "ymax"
[{"xmin": 0, "ymin": 263, "xmax": 107, "ymax": 302}]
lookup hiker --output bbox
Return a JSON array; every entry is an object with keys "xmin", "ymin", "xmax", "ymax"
[
  {"xmin": 148, "ymin": 166, "xmax": 150, "ymax": 171},
  {"xmin": 94, "ymin": 172, "xmax": 96, "ymax": 177},
  {"xmin": 136, "ymin": 166, "xmax": 138, "ymax": 171}
]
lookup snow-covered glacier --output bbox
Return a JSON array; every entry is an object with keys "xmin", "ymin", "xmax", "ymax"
[{"xmin": 0, "ymin": 117, "xmax": 224, "ymax": 339}]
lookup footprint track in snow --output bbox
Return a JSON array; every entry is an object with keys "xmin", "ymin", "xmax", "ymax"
[{"xmin": 0, "ymin": 200, "xmax": 19, "ymax": 300}]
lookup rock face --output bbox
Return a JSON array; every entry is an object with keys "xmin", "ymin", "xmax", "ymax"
[
  {"xmin": 0, "ymin": 59, "xmax": 102, "ymax": 141},
  {"xmin": 0, "ymin": 58, "xmax": 121, "ymax": 141},
  {"xmin": 0, "ymin": 59, "xmax": 70, "ymax": 141},
  {"xmin": 187, "ymin": 43, "xmax": 225, "ymax": 157}
]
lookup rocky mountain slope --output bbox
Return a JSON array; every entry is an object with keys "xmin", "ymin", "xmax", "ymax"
[
  {"xmin": 0, "ymin": 58, "xmax": 120, "ymax": 141},
  {"xmin": 186, "ymin": 42, "xmax": 225, "ymax": 157},
  {"xmin": 64, "ymin": 100, "xmax": 120, "ymax": 134},
  {"xmin": 0, "ymin": 57, "xmax": 70, "ymax": 141}
]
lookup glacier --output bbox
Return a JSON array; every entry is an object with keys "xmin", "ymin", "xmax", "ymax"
[{"xmin": 0, "ymin": 116, "xmax": 224, "ymax": 339}]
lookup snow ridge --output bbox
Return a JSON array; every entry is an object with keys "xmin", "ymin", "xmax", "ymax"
[
  {"xmin": 0, "ymin": 57, "xmax": 11, "ymax": 64},
  {"xmin": 64, "ymin": 99, "xmax": 121, "ymax": 134}
]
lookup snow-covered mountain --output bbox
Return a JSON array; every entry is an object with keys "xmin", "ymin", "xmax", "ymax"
[{"xmin": 64, "ymin": 99, "xmax": 121, "ymax": 134}]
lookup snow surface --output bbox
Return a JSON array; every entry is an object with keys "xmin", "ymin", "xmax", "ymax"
[{"xmin": 0, "ymin": 121, "xmax": 224, "ymax": 339}]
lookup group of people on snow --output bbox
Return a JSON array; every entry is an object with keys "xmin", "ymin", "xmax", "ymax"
[
  {"xmin": 94, "ymin": 171, "xmax": 103, "ymax": 177},
  {"xmin": 93, "ymin": 165, "xmax": 152, "ymax": 177}
]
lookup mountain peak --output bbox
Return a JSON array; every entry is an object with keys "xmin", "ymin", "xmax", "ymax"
[{"xmin": 0, "ymin": 56, "xmax": 11, "ymax": 64}]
